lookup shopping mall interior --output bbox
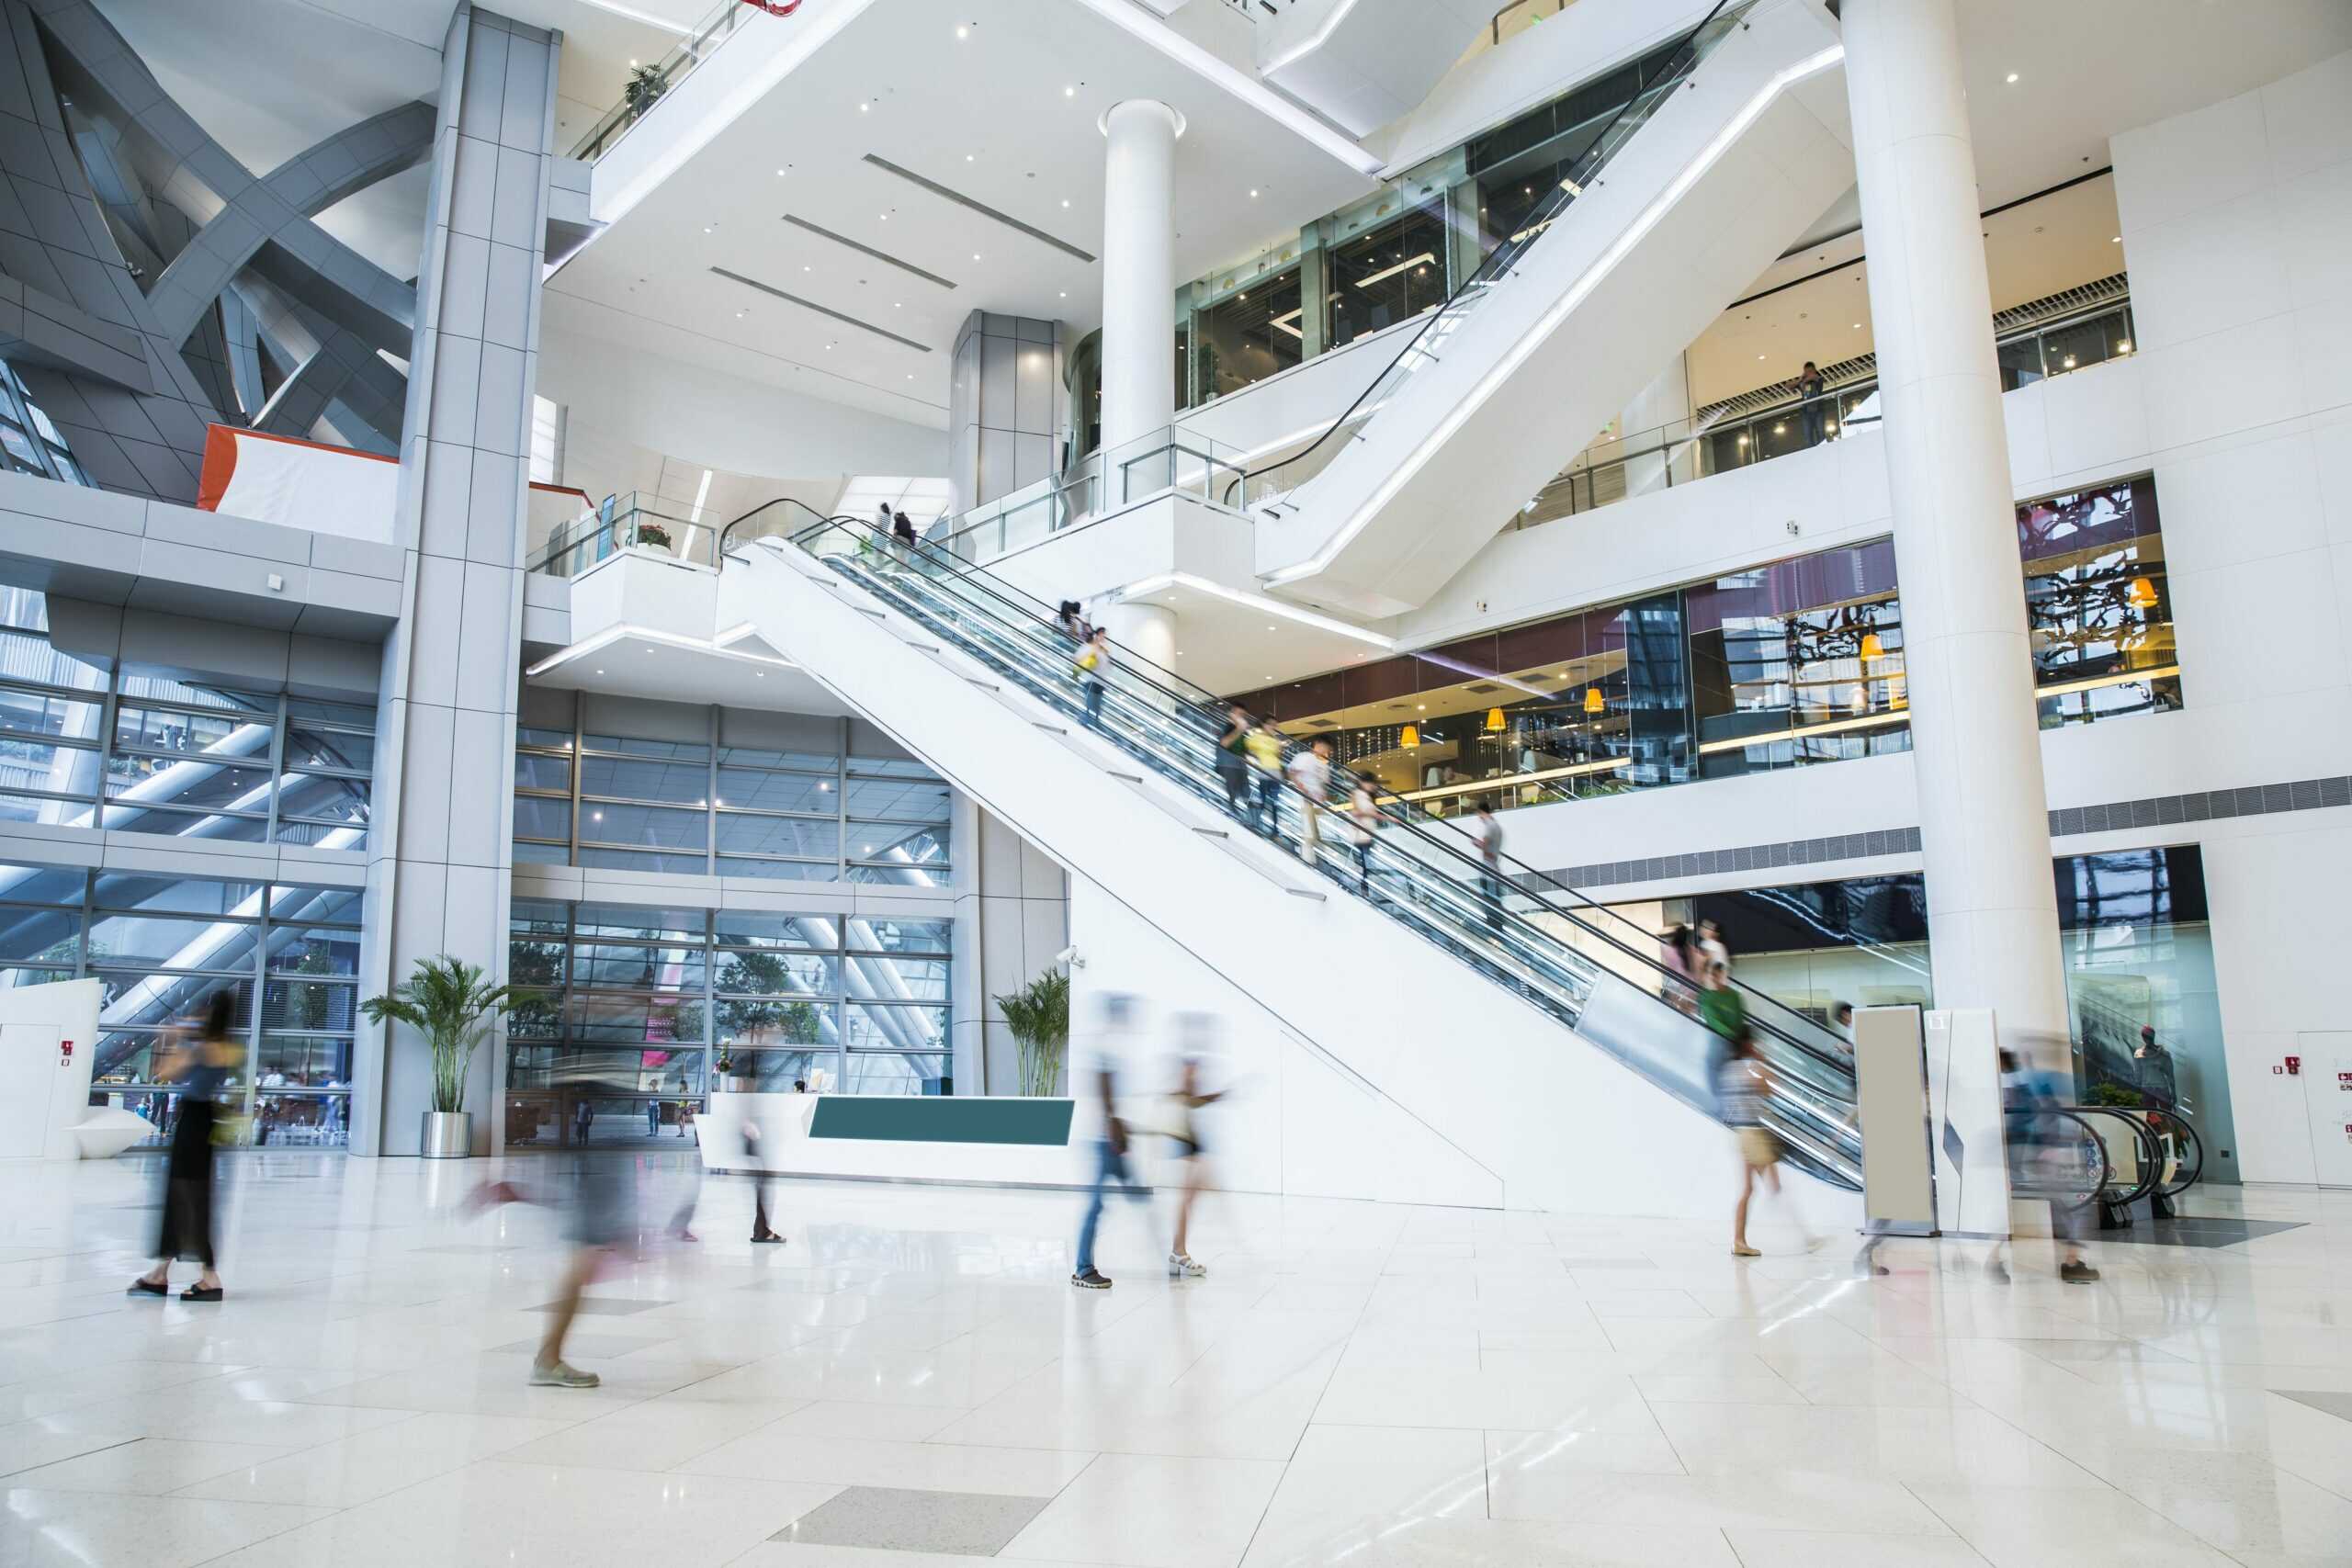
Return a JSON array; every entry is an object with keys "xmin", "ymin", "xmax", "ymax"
[{"xmin": 0, "ymin": 0, "xmax": 2347, "ymax": 1563}]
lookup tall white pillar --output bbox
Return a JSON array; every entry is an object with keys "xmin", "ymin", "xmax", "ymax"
[
  {"xmin": 1844, "ymin": 0, "xmax": 2070, "ymax": 1049},
  {"xmin": 1099, "ymin": 100, "xmax": 1182, "ymax": 455}
]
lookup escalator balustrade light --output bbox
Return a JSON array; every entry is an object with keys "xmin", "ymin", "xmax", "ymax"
[
  {"xmin": 1484, "ymin": 706, "xmax": 1505, "ymax": 732},
  {"xmin": 1583, "ymin": 687, "xmax": 1604, "ymax": 715},
  {"xmin": 2125, "ymin": 576, "xmax": 2158, "ymax": 610},
  {"xmin": 1400, "ymin": 724, "xmax": 1419, "ymax": 748}
]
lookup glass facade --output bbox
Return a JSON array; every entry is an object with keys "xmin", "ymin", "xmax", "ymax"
[
  {"xmin": 0, "ymin": 865, "xmax": 362, "ymax": 1146},
  {"xmin": 1235, "ymin": 478, "xmax": 2176, "ymax": 818},
  {"xmin": 514, "ymin": 699, "xmax": 952, "ymax": 886},
  {"xmin": 1611, "ymin": 845, "xmax": 2235, "ymax": 1183},
  {"xmin": 504, "ymin": 899, "xmax": 954, "ymax": 1146},
  {"xmin": 0, "ymin": 357, "xmax": 90, "ymax": 486},
  {"xmin": 0, "ymin": 589, "xmax": 376, "ymax": 849}
]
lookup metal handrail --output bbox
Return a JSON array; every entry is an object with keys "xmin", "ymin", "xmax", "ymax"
[{"xmin": 1221, "ymin": 0, "xmax": 1742, "ymax": 509}]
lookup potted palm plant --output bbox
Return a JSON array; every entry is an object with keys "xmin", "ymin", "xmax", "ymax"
[
  {"xmin": 623, "ymin": 62, "xmax": 666, "ymax": 121},
  {"xmin": 361, "ymin": 954, "xmax": 522, "ymax": 1158},
  {"xmin": 995, "ymin": 969, "xmax": 1069, "ymax": 1097}
]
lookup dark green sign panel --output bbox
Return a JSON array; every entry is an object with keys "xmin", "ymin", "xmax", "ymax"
[{"xmin": 808, "ymin": 1097, "xmax": 1075, "ymax": 1146}]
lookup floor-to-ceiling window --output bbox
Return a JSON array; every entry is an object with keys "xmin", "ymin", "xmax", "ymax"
[
  {"xmin": 504, "ymin": 900, "xmax": 954, "ymax": 1145},
  {"xmin": 0, "ymin": 866, "xmax": 362, "ymax": 1146},
  {"xmin": 0, "ymin": 588, "xmax": 375, "ymax": 848}
]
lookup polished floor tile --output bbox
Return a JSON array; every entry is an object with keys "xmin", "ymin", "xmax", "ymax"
[
  {"xmin": 770, "ymin": 1483, "xmax": 1056, "ymax": 1554},
  {"xmin": 0, "ymin": 1150, "xmax": 2344, "ymax": 1568}
]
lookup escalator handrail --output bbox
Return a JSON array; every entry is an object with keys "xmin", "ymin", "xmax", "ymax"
[
  {"xmin": 779, "ymin": 512, "xmax": 1854, "ymax": 1092},
  {"xmin": 2062, "ymin": 1104, "xmax": 2163, "ymax": 1211},
  {"xmin": 1217, "ymin": 0, "xmax": 1745, "ymax": 510}
]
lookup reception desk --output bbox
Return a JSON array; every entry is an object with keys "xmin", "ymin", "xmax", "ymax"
[{"xmin": 697, "ymin": 1092, "xmax": 1091, "ymax": 1188}]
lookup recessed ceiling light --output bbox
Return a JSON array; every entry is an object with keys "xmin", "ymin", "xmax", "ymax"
[
  {"xmin": 1757, "ymin": 353, "xmax": 1766, "ymax": 360},
  {"xmin": 1061, "ymin": 198, "xmax": 1070, "ymax": 208},
  {"xmin": 628, "ymin": 58, "xmax": 637, "ymax": 66},
  {"xmin": 775, "ymin": 167, "xmax": 786, "ymax": 176},
  {"xmin": 859, "ymin": 101, "xmax": 871, "ymax": 111},
  {"xmin": 803, "ymin": 265, "xmax": 811, "ymax": 272},
  {"xmin": 1249, "ymin": 188, "xmax": 1259, "ymax": 198},
  {"xmin": 956, "ymin": 24, "xmax": 967, "ymax": 38},
  {"xmin": 972, "ymin": 253, "xmax": 981, "ymax": 261},
  {"xmin": 2006, "ymin": 71, "xmax": 2019, "ymax": 84},
  {"xmin": 1058, "ymin": 290, "xmax": 1067, "ymax": 298},
  {"xmin": 879, "ymin": 213, "xmax": 888, "ymax": 220},
  {"xmin": 703, "ymin": 224, "xmax": 714, "ymax": 233},
  {"xmin": 1064, "ymin": 85, "xmax": 1075, "ymax": 97},
  {"xmin": 594, "ymin": 669, "xmax": 604, "ymax": 675},
  {"xmin": 2111, "ymin": 235, "xmax": 2121, "ymax": 243},
  {"xmin": 966, "ymin": 153, "xmax": 975, "ymax": 162},
  {"xmin": 735, "ymin": 310, "xmax": 745, "ymax": 317}
]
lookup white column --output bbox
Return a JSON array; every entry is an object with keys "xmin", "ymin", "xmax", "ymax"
[
  {"xmin": 1844, "ymin": 0, "xmax": 2070, "ymax": 1050},
  {"xmin": 1101, "ymin": 601, "xmax": 1177, "ymax": 675},
  {"xmin": 1099, "ymin": 99, "xmax": 1182, "ymax": 455}
]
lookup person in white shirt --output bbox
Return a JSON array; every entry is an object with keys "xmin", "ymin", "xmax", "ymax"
[
  {"xmin": 1286, "ymin": 737, "xmax": 1332, "ymax": 866},
  {"xmin": 1345, "ymin": 782, "xmax": 1381, "ymax": 894}
]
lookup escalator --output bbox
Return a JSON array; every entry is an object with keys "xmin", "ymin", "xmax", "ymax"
[
  {"xmin": 718, "ymin": 508, "xmax": 1864, "ymax": 1215},
  {"xmin": 1235, "ymin": 0, "xmax": 1850, "ymax": 616}
]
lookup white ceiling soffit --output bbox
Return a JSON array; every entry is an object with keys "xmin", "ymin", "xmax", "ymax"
[
  {"xmin": 550, "ymin": 0, "xmax": 1380, "ymax": 426},
  {"xmin": 1257, "ymin": 0, "xmax": 1495, "ymax": 138}
]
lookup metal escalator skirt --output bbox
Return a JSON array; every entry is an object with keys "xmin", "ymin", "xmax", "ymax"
[{"xmin": 1568, "ymin": 968, "xmax": 1721, "ymax": 1119}]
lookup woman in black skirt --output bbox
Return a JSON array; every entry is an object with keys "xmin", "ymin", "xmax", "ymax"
[{"xmin": 128, "ymin": 990, "xmax": 241, "ymax": 1303}]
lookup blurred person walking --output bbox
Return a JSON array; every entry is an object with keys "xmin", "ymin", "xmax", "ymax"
[
  {"xmin": 127, "ymin": 991, "xmax": 242, "ymax": 1303},
  {"xmin": 1245, "ymin": 717, "xmax": 1286, "ymax": 838},
  {"xmin": 1072, "ymin": 995, "xmax": 1149, "ymax": 1290},
  {"xmin": 1798, "ymin": 361, "xmax": 1827, "ymax": 446},
  {"xmin": 1661, "ymin": 924, "xmax": 1700, "ymax": 1014},
  {"xmin": 1473, "ymin": 804, "xmax": 1507, "ymax": 932},
  {"xmin": 1346, "ymin": 781, "xmax": 1381, "ymax": 895},
  {"xmin": 1286, "ymin": 736, "xmax": 1332, "ymax": 866},
  {"xmin": 1717, "ymin": 1030, "xmax": 1815, "ymax": 1258},
  {"xmin": 1076, "ymin": 626, "xmax": 1111, "ymax": 728},
  {"xmin": 1164, "ymin": 1028, "xmax": 1228, "ymax": 1280},
  {"xmin": 1215, "ymin": 705, "xmax": 1252, "ymax": 817}
]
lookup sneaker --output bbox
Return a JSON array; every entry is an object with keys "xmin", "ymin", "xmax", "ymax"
[
  {"xmin": 1169, "ymin": 1252, "xmax": 1205, "ymax": 1278},
  {"xmin": 529, "ymin": 1359, "xmax": 601, "ymax": 1388},
  {"xmin": 2059, "ymin": 1259, "xmax": 2100, "ymax": 1284},
  {"xmin": 1070, "ymin": 1268, "xmax": 1113, "ymax": 1290}
]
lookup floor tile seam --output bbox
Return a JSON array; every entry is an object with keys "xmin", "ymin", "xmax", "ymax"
[{"xmin": 0, "ymin": 1430, "xmax": 147, "ymax": 1483}]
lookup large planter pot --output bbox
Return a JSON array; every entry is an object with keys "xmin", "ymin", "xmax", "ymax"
[{"xmin": 420, "ymin": 1110, "xmax": 473, "ymax": 1158}]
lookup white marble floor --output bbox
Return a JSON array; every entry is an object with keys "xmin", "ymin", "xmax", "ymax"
[{"xmin": 0, "ymin": 1151, "xmax": 2346, "ymax": 1568}]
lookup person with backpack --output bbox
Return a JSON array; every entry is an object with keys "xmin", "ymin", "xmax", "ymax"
[
  {"xmin": 1244, "ymin": 718, "xmax": 1286, "ymax": 838},
  {"xmin": 1076, "ymin": 626, "xmax": 1111, "ymax": 727}
]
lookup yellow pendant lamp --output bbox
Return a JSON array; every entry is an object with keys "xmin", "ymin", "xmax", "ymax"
[
  {"xmin": 2126, "ymin": 575, "xmax": 2158, "ymax": 609},
  {"xmin": 1484, "ymin": 706, "xmax": 1506, "ymax": 733},
  {"xmin": 1860, "ymin": 631, "xmax": 1884, "ymax": 662},
  {"xmin": 1399, "ymin": 724, "xmax": 1420, "ymax": 748},
  {"xmin": 1583, "ymin": 686, "xmax": 1605, "ymax": 715}
]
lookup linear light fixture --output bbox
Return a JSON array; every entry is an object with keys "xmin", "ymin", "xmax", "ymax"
[
  {"xmin": 862, "ymin": 155, "xmax": 1097, "ymax": 262},
  {"xmin": 1399, "ymin": 757, "xmax": 1631, "ymax": 803},
  {"xmin": 783, "ymin": 214, "xmax": 957, "ymax": 288},
  {"xmin": 1353, "ymin": 251, "xmax": 1436, "ymax": 288},
  {"xmin": 708, "ymin": 266, "xmax": 931, "ymax": 351},
  {"xmin": 1264, "ymin": 41, "xmax": 1848, "ymax": 589},
  {"xmin": 526, "ymin": 623, "xmax": 799, "ymax": 678},
  {"xmin": 1271, "ymin": 318, "xmax": 1304, "ymax": 340},
  {"xmin": 1115, "ymin": 571, "xmax": 1393, "ymax": 648},
  {"xmin": 1261, "ymin": 0, "xmax": 1363, "ymax": 73},
  {"xmin": 1059, "ymin": 0, "xmax": 1385, "ymax": 176},
  {"xmin": 1694, "ymin": 707, "xmax": 1908, "ymax": 756},
  {"xmin": 2034, "ymin": 663, "xmax": 2181, "ymax": 700}
]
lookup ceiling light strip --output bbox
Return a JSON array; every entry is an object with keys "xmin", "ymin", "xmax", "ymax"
[
  {"xmin": 526, "ymin": 622, "xmax": 800, "ymax": 678},
  {"xmin": 1115, "ymin": 571, "xmax": 1393, "ymax": 648},
  {"xmin": 1352, "ymin": 252, "xmax": 1437, "ymax": 288},
  {"xmin": 862, "ymin": 155, "xmax": 1098, "ymax": 263},
  {"xmin": 1264, "ymin": 41, "xmax": 1847, "ymax": 589},
  {"xmin": 782, "ymin": 214, "xmax": 958, "ymax": 288},
  {"xmin": 1261, "ymin": 0, "xmax": 1364, "ymax": 74},
  {"xmin": 708, "ymin": 266, "xmax": 932, "ymax": 350}
]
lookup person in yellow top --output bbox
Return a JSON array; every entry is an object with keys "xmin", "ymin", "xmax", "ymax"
[{"xmin": 1244, "ymin": 718, "xmax": 1284, "ymax": 838}]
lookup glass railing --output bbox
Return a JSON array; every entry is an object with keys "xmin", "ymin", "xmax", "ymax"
[
  {"xmin": 937, "ymin": 425, "xmax": 1249, "ymax": 566},
  {"xmin": 570, "ymin": 0, "xmax": 790, "ymax": 162},
  {"xmin": 529, "ymin": 491, "xmax": 737, "ymax": 576},
  {"xmin": 1516, "ymin": 299, "xmax": 2138, "ymax": 530},
  {"xmin": 1227, "ymin": 0, "xmax": 1750, "ymax": 511},
  {"xmin": 758, "ymin": 512, "xmax": 1862, "ymax": 1188}
]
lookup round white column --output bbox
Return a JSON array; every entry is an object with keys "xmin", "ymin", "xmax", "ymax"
[
  {"xmin": 1101, "ymin": 600, "xmax": 1177, "ymax": 675},
  {"xmin": 1844, "ymin": 0, "xmax": 2070, "ymax": 1048},
  {"xmin": 1099, "ymin": 99, "xmax": 1182, "ymax": 456}
]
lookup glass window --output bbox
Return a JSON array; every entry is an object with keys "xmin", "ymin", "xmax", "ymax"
[
  {"xmin": 719, "ymin": 747, "xmax": 837, "ymax": 772},
  {"xmin": 716, "ymin": 815, "xmax": 840, "ymax": 859},
  {"xmin": 515, "ymin": 753, "xmax": 572, "ymax": 792},
  {"xmin": 0, "ymin": 626, "xmax": 107, "ymax": 690},
  {"xmin": 105, "ymin": 750, "xmax": 273, "ymax": 814},
  {"xmin": 842, "ymin": 916, "xmax": 951, "ymax": 954},
  {"xmin": 0, "ymin": 686, "xmax": 102, "ymax": 740},
  {"xmin": 574, "ymin": 905, "xmax": 706, "ymax": 943},
  {"xmin": 0, "ymin": 863, "xmax": 88, "ymax": 904},
  {"xmin": 578, "ymin": 803, "xmax": 707, "ymax": 850},
  {"xmin": 843, "ymin": 1001, "xmax": 947, "ymax": 1053},
  {"xmin": 572, "ymin": 941, "xmax": 707, "ymax": 991},
  {"xmin": 1193, "ymin": 270, "xmax": 1303, "ymax": 400},
  {"xmin": 86, "ymin": 910, "xmax": 258, "ymax": 970},
  {"xmin": 266, "ymin": 927, "xmax": 362, "ymax": 975},
  {"xmin": 714, "ymin": 950, "xmax": 836, "ymax": 998},
  {"xmin": 842, "ymin": 1052, "xmax": 949, "ymax": 1095},
  {"xmin": 285, "ymin": 727, "xmax": 374, "ymax": 773},
  {"xmin": 1326, "ymin": 202, "xmax": 1448, "ymax": 350},
  {"xmin": 849, "ymin": 821, "xmax": 950, "ymax": 863},
  {"xmin": 578, "ymin": 847, "xmax": 709, "ymax": 875},
  {"xmin": 259, "ymin": 977, "xmax": 358, "ymax": 1033},
  {"xmin": 2019, "ymin": 479, "xmax": 2180, "ymax": 728},
  {"xmin": 277, "ymin": 773, "xmax": 370, "ymax": 826},
  {"xmin": 0, "ymin": 738, "xmax": 103, "ymax": 798},
  {"xmin": 0, "ymin": 791, "xmax": 96, "ymax": 828},
  {"xmin": 718, "ymin": 855, "xmax": 840, "ymax": 883},
  {"xmin": 713, "ymin": 911, "xmax": 832, "ymax": 949},
  {"xmin": 582, "ymin": 734, "xmax": 710, "ymax": 762},
  {"xmin": 580, "ymin": 756, "xmax": 710, "ymax": 804},
  {"xmin": 92, "ymin": 875, "xmax": 264, "ymax": 918},
  {"xmin": 842, "ymin": 778, "xmax": 950, "ymax": 823},
  {"xmin": 513, "ymin": 795, "xmax": 571, "ymax": 841},
  {"xmin": 843, "ymin": 953, "xmax": 948, "ymax": 1003},
  {"xmin": 717, "ymin": 768, "xmax": 834, "ymax": 814},
  {"xmin": 844, "ymin": 755, "xmax": 939, "ymax": 781}
]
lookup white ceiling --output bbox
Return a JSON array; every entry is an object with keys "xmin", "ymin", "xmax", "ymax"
[{"xmin": 547, "ymin": 0, "xmax": 1381, "ymax": 434}]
